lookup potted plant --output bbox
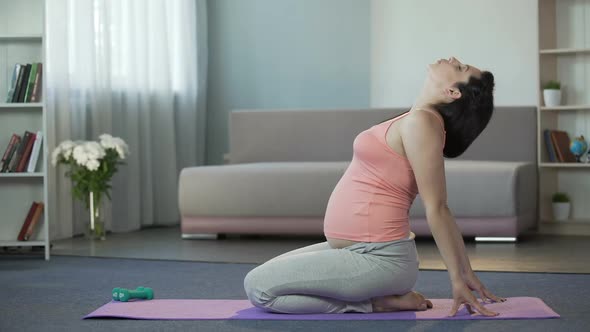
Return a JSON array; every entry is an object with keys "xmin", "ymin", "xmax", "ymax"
[
  {"xmin": 543, "ymin": 80, "xmax": 561, "ymax": 107},
  {"xmin": 552, "ymin": 192, "xmax": 570, "ymax": 221},
  {"xmin": 52, "ymin": 134, "xmax": 129, "ymax": 240}
]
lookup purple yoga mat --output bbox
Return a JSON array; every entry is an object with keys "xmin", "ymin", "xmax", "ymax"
[{"xmin": 84, "ymin": 297, "xmax": 559, "ymax": 320}]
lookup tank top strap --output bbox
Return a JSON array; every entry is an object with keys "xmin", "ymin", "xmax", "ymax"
[{"xmin": 418, "ymin": 108, "xmax": 445, "ymax": 133}]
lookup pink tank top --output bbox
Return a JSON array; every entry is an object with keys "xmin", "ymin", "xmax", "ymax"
[{"xmin": 323, "ymin": 109, "xmax": 446, "ymax": 242}]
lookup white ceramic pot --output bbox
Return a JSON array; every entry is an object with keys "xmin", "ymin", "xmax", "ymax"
[
  {"xmin": 552, "ymin": 202, "xmax": 570, "ymax": 221},
  {"xmin": 543, "ymin": 89, "xmax": 562, "ymax": 107}
]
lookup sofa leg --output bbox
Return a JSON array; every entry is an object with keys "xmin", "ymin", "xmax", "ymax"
[
  {"xmin": 475, "ymin": 237, "xmax": 517, "ymax": 243},
  {"xmin": 181, "ymin": 233, "xmax": 220, "ymax": 240}
]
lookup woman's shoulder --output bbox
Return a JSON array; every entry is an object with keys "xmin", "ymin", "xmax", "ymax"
[
  {"xmin": 403, "ymin": 109, "xmax": 442, "ymax": 129},
  {"xmin": 400, "ymin": 110, "xmax": 446, "ymax": 141},
  {"xmin": 421, "ymin": 109, "xmax": 445, "ymax": 128}
]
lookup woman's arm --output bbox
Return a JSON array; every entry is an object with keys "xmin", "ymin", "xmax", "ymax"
[
  {"xmin": 427, "ymin": 205, "xmax": 474, "ymax": 278},
  {"xmin": 399, "ymin": 111, "xmax": 471, "ymax": 282}
]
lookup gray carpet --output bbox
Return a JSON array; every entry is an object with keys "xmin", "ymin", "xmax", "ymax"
[{"xmin": 1, "ymin": 255, "xmax": 588, "ymax": 332}]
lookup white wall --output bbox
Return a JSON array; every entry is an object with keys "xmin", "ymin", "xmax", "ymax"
[
  {"xmin": 0, "ymin": 0, "xmax": 43, "ymax": 35},
  {"xmin": 208, "ymin": 0, "xmax": 370, "ymax": 164},
  {"xmin": 371, "ymin": 0, "xmax": 538, "ymax": 107}
]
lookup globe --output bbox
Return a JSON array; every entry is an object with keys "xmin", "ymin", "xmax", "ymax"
[{"xmin": 570, "ymin": 135, "xmax": 588, "ymax": 162}]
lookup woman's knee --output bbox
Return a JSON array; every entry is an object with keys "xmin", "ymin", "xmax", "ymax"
[
  {"xmin": 243, "ymin": 267, "xmax": 275, "ymax": 308},
  {"xmin": 243, "ymin": 268, "xmax": 259, "ymax": 295}
]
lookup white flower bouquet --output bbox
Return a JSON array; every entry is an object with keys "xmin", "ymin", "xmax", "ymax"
[{"xmin": 52, "ymin": 134, "xmax": 129, "ymax": 240}]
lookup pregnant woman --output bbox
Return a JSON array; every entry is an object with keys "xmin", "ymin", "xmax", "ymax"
[{"xmin": 244, "ymin": 56, "xmax": 505, "ymax": 317}]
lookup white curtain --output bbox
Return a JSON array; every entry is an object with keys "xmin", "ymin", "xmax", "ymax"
[{"xmin": 46, "ymin": 0, "xmax": 208, "ymax": 240}]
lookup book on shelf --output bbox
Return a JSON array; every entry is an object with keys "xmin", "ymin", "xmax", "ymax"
[
  {"xmin": 543, "ymin": 129, "xmax": 558, "ymax": 162},
  {"xmin": 2, "ymin": 134, "xmax": 21, "ymax": 172},
  {"xmin": 5, "ymin": 63, "xmax": 43, "ymax": 103},
  {"xmin": 1, "ymin": 134, "xmax": 19, "ymax": 168},
  {"xmin": 17, "ymin": 201, "xmax": 44, "ymax": 241},
  {"xmin": 17, "ymin": 202, "xmax": 38, "ymax": 241},
  {"xmin": 17, "ymin": 132, "xmax": 36, "ymax": 172},
  {"xmin": 0, "ymin": 131, "xmax": 43, "ymax": 173},
  {"xmin": 30, "ymin": 63, "xmax": 43, "ymax": 103},
  {"xmin": 16, "ymin": 64, "xmax": 32, "ymax": 102},
  {"xmin": 25, "ymin": 202, "xmax": 44, "ymax": 241},
  {"xmin": 5, "ymin": 64, "xmax": 22, "ymax": 103},
  {"xmin": 547, "ymin": 130, "xmax": 577, "ymax": 163},
  {"xmin": 8, "ymin": 131, "xmax": 32, "ymax": 172},
  {"xmin": 27, "ymin": 131, "xmax": 43, "ymax": 172},
  {"xmin": 11, "ymin": 64, "xmax": 26, "ymax": 103},
  {"xmin": 24, "ymin": 63, "xmax": 39, "ymax": 102}
]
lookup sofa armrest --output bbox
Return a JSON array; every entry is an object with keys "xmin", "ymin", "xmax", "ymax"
[{"xmin": 516, "ymin": 162, "xmax": 538, "ymax": 232}]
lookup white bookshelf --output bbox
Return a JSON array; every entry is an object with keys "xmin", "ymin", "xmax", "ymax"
[
  {"xmin": 539, "ymin": 48, "xmax": 590, "ymax": 55},
  {"xmin": 0, "ymin": 103, "xmax": 43, "ymax": 108},
  {"xmin": 540, "ymin": 163, "xmax": 590, "ymax": 168},
  {"xmin": 0, "ymin": 0, "xmax": 49, "ymax": 259},
  {"xmin": 0, "ymin": 172, "xmax": 44, "ymax": 178},
  {"xmin": 0, "ymin": 35, "xmax": 43, "ymax": 42},
  {"xmin": 0, "ymin": 240, "xmax": 45, "ymax": 246},
  {"xmin": 537, "ymin": 0, "xmax": 590, "ymax": 236},
  {"xmin": 540, "ymin": 105, "xmax": 590, "ymax": 111}
]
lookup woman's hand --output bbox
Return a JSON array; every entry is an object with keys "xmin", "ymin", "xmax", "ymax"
[
  {"xmin": 448, "ymin": 281, "xmax": 499, "ymax": 317},
  {"xmin": 463, "ymin": 270, "xmax": 507, "ymax": 304}
]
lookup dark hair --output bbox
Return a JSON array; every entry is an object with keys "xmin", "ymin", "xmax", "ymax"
[{"xmin": 379, "ymin": 71, "xmax": 495, "ymax": 158}]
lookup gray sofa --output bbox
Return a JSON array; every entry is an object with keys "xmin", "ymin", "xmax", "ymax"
[{"xmin": 179, "ymin": 107, "xmax": 538, "ymax": 241}]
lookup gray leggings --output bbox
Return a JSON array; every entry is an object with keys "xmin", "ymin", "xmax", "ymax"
[{"xmin": 243, "ymin": 236, "xmax": 420, "ymax": 314}]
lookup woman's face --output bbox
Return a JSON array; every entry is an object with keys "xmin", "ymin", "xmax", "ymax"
[{"xmin": 428, "ymin": 56, "xmax": 482, "ymax": 100}]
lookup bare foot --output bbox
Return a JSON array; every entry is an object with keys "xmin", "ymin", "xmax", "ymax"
[{"xmin": 371, "ymin": 291, "xmax": 434, "ymax": 313}]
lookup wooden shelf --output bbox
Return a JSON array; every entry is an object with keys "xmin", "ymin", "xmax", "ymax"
[
  {"xmin": 539, "ymin": 163, "xmax": 590, "ymax": 168},
  {"xmin": 539, "ymin": 219, "xmax": 590, "ymax": 236},
  {"xmin": 0, "ymin": 35, "xmax": 42, "ymax": 41},
  {"xmin": 542, "ymin": 219, "xmax": 590, "ymax": 223},
  {"xmin": 0, "ymin": 172, "xmax": 44, "ymax": 178},
  {"xmin": 0, "ymin": 103, "xmax": 44, "ymax": 109},
  {"xmin": 539, "ymin": 48, "xmax": 590, "ymax": 55},
  {"xmin": 0, "ymin": 240, "xmax": 45, "ymax": 247},
  {"xmin": 540, "ymin": 105, "xmax": 590, "ymax": 111}
]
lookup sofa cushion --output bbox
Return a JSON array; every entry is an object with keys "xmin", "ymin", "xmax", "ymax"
[
  {"xmin": 409, "ymin": 160, "xmax": 536, "ymax": 218},
  {"xmin": 179, "ymin": 162, "xmax": 350, "ymax": 217}
]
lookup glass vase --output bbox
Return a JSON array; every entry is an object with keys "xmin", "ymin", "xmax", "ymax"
[{"xmin": 85, "ymin": 191, "xmax": 106, "ymax": 240}]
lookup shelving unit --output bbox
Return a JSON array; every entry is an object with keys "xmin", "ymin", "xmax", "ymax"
[
  {"xmin": 0, "ymin": 103, "xmax": 44, "ymax": 108},
  {"xmin": 539, "ymin": 47, "xmax": 590, "ymax": 54},
  {"xmin": 0, "ymin": 0, "xmax": 49, "ymax": 259},
  {"xmin": 0, "ymin": 35, "xmax": 42, "ymax": 41},
  {"xmin": 540, "ymin": 105, "xmax": 590, "ymax": 111},
  {"xmin": 537, "ymin": 0, "xmax": 590, "ymax": 236},
  {"xmin": 0, "ymin": 173, "xmax": 44, "ymax": 178},
  {"xmin": 540, "ymin": 163, "xmax": 590, "ymax": 168}
]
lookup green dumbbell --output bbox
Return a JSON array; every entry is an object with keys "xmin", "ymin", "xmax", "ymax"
[
  {"xmin": 118, "ymin": 287, "xmax": 154, "ymax": 302},
  {"xmin": 112, "ymin": 287, "xmax": 121, "ymax": 301},
  {"xmin": 112, "ymin": 287, "xmax": 154, "ymax": 302},
  {"xmin": 112, "ymin": 286, "xmax": 146, "ymax": 301}
]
